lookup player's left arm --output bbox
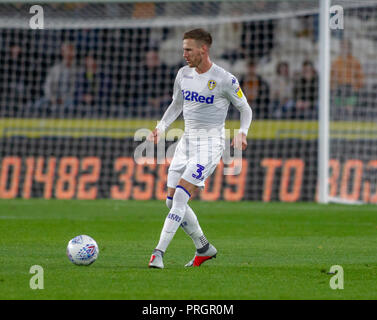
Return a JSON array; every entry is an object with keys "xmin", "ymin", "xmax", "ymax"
[{"xmin": 224, "ymin": 76, "xmax": 252, "ymax": 150}]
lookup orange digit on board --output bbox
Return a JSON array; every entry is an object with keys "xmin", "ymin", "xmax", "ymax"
[
  {"xmin": 279, "ymin": 159, "xmax": 304, "ymax": 202},
  {"xmin": 314, "ymin": 159, "xmax": 340, "ymax": 201},
  {"xmin": 55, "ymin": 157, "xmax": 79, "ymax": 199},
  {"xmin": 363, "ymin": 160, "xmax": 377, "ymax": 203},
  {"xmin": 340, "ymin": 159, "xmax": 363, "ymax": 201},
  {"xmin": 23, "ymin": 157, "xmax": 35, "ymax": 199},
  {"xmin": 77, "ymin": 157, "xmax": 101, "ymax": 200},
  {"xmin": 111, "ymin": 157, "xmax": 134, "ymax": 200},
  {"xmin": 34, "ymin": 157, "xmax": 56, "ymax": 199},
  {"xmin": 261, "ymin": 158, "xmax": 282, "ymax": 202},
  {"xmin": 0, "ymin": 156, "xmax": 21, "ymax": 199},
  {"xmin": 224, "ymin": 159, "xmax": 248, "ymax": 201},
  {"xmin": 133, "ymin": 158, "xmax": 156, "ymax": 200},
  {"xmin": 329, "ymin": 159, "xmax": 340, "ymax": 197},
  {"xmin": 155, "ymin": 161, "xmax": 170, "ymax": 201}
]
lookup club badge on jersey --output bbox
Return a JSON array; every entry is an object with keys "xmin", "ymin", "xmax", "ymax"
[{"xmin": 207, "ymin": 80, "xmax": 216, "ymax": 90}]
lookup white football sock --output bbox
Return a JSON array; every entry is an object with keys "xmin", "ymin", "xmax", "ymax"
[
  {"xmin": 180, "ymin": 205, "xmax": 209, "ymax": 250},
  {"xmin": 165, "ymin": 195, "xmax": 209, "ymax": 251},
  {"xmin": 156, "ymin": 186, "xmax": 190, "ymax": 253}
]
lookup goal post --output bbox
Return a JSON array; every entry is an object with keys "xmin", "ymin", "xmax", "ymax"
[
  {"xmin": 328, "ymin": 0, "xmax": 377, "ymax": 204},
  {"xmin": 318, "ymin": 0, "xmax": 331, "ymax": 204}
]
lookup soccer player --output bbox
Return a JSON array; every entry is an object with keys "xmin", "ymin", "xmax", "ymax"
[{"xmin": 147, "ymin": 28, "xmax": 252, "ymax": 268}]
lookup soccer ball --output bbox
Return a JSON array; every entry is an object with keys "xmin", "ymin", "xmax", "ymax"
[{"xmin": 66, "ymin": 235, "xmax": 99, "ymax": 266}]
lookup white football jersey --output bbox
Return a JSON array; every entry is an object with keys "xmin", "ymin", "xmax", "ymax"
[{"xmin": 157, "ymin": 63, "xmax": 251, "ymax": 137}]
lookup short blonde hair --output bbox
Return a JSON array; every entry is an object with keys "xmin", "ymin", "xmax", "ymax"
[{"xmin": 183, "ymin": 28, "xmax": 212, "ymax": 47}]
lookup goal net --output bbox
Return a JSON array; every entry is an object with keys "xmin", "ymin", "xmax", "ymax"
[
  {"xmin": 0, "ymin": 0, "xmax": 376, "ymax": 203},
  {"xmin": 328, "ymin": 0, "xmax": 377, "ymax": 204}
]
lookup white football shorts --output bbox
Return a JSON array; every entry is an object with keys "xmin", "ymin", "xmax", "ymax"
[{"xmin": 167, "ymin": 134, "xmax": 225, "ymax": 189}]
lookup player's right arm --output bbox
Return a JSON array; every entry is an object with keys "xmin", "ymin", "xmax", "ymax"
[{"xmin": 147, "ymin": 68, "xmax": 184, "ymax": 144}]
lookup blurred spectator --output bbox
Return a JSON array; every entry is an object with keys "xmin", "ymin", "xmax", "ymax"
[
  {"xmin": 270, "ymin": 61, "xmax": 295, "ymax": 118},
  {"xmin": 295, "ymin": 15, "xmax": 318, "ymax": 43},
  {"xmin": 210, "ymin": 19, "xmax": 244, "ymax": 63},
  {"xmin": 240, "ymin": 60, "xmax": 270, "ymax": 119},
  {"xmin": 76, "ymin": 29, "xmax": 101, "ymax": 54},
  {"xmin": 293, "ymin": 60, "xmax": 318, "ymax": 119},
  {"xmin": 242, "ymin": 19, "xmax": 275, "ymax": 61},
  {"xmin": 74, "ymin": 54, "xmax": 112, "ymax": 116},
  {"xmin": 0, "ymin": 40, "xmax": 29, "ymax": 116},
  {"xmin": 208, "ymin": 20, "xmax": 247, "ymax": 79},
  {"xmin": 331, "ymin": 39, "xmax": 364, "ymax": 118},
  {"xmin": 127, "ymin": 48, "xmax": 176, "ymax": 117},
  {"xmin": 33, "ymin": 42, "xmax": 77, "ymax": 115}
]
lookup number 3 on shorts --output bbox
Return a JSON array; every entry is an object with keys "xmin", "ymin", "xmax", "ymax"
[{"xmin": 192, "ymin": 164, "xmax": 205, "ymax": 180}]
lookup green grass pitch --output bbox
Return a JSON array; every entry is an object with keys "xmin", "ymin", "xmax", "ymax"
[{"xmin": 0, "ymin": 199, "xmax": 376, "ymax": 300}]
